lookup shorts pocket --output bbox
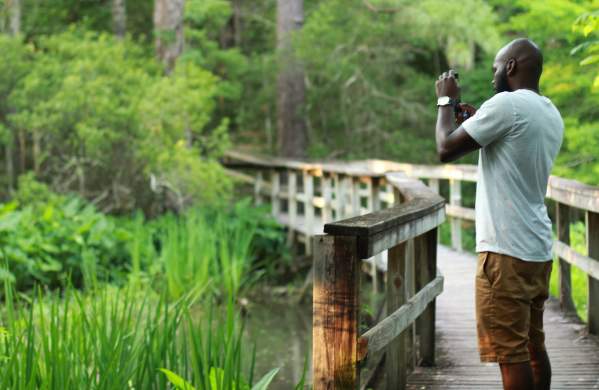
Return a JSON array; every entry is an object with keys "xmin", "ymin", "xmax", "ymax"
[{"xmin": 478, "ymin": 252, "xmax": 492, "ymax": 284}]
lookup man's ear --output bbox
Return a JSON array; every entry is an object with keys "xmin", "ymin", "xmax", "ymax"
[{"xmin": 506, "ymin": 58, "xmax": 517, "ymax": 76}]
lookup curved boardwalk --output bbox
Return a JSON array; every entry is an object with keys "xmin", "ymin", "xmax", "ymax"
[{"xmin": 406, "ymin": 246, "xmax": 599, "ymax": 389}]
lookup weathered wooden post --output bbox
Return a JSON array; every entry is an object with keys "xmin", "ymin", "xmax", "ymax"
[
  {"xmin": 428, "ymin": 178, "xmax": 440, "ymax": 194},
  {"xmin": 304, "ymin": 171, "xmax": 315, "ymax": 254},
  {"xmin": 449, "ymin": 179, "xmax": 462, "ymax": 251},
  {"xmin": 313, "ymin": 234, "xmax": 361, "ymax": 389},
  {"xmin": 288, "ymin": 170, "xmax": 298, "ymax": 245},
  {"xmin": 415, "ymin": 227, "xmax": 438, "ymax": 366},
  {"xmin": 557, "ymin": 203, "xmax": 576, "ymax": 313},
  {"xmin": 322, "ymin": 174, "xmax": 333, "ymax": 224},
  {"xmin": 587, "ymin": 211, "xmax": 599, "ymax": 335},
  {"xmin": 255, "ymin": 171, "xmax": 264, "ymax": 205},
  {"xmin": 386, "ymin": 241, "xmax": 408, "ymax": 389},
  {"xmin": 351, "ymin": 177, "xmax": 361, "ymax": 215},
  {"xmin": 271, "ymin": 170, "xmax": 280, "ymax": 218}
]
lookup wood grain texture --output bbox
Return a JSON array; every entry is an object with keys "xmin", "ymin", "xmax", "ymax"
[
  {"xmin": 547, "ymin": 176, "xmax": 599, "ymax": 213},
  {"xmin": 360, "ymin": 275, "xmax": 443, "ymax": 356},
  {"xmin": 385, "ymin": 241, "xmax": 407, "ymax": 390},
  {"xmin": 313, "ymin": 234, "xmax": 361, "ymax": 389},
  {"xmin": 416, "ymin": 228, "xmax": 438, "ymax": 366}
]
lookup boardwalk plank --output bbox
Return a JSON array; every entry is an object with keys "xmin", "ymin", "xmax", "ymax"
[{"xmin": 405, "ymin": 246, "xmax": 599, "ymax": 390}]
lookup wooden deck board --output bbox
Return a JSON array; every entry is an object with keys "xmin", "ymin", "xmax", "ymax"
[{"xmin": 405, "ymin": 246, "xmax": 599, "ymax": 390}]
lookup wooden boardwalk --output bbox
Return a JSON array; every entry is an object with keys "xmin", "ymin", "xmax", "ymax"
[{"xmin": 406, "ymin": 246, "xmax": 599, "ymax": 389}]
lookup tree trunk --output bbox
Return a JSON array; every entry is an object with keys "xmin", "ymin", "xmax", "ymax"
[
  {"xmin": 4, "ymin": 0, "xmax": 20, "ymax": 194},
  {"xmin": 9, "ymin": 0, "xmax": 20, "ymax": 36},
  {"xmin": 112, "ymin": 0, "xmax": 127, "ymax": 38},
  {"xmin": 154, "ymin": 0, "xmax": 185, "ymax": 74},
  {"xmin": 276, "ymin": 0, "xmax": 307, "ymax": 158}
]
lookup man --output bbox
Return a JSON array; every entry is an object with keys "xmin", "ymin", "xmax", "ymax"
[{"xmin": 434, "ymin": 38, "xmax": 564, "ymax": 390}]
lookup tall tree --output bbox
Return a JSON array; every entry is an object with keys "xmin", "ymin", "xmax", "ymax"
[
  {"xmin": 276, "ymin": 0, "xmax": 307, "ymax": 158},
  {"xmin": 154, "ymin": 0, "xmax": 185, "ymax": 74},
  {"xmin": 112, "ymin": 0, "xmax": 127, "ymax": 38},
  {"xmin": 4, "ymin": 0, "xmax": 20, "ymax": 194}
]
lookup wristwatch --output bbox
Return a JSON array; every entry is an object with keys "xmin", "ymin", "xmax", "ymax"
[{"xmin": 437, "ymin": 96, "xmax": 458, "ymax": 107}]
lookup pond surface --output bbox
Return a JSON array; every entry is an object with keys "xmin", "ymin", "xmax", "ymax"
[{"xmin": 245, "ymin": 299, "xmax": 312, "ymax": 389}]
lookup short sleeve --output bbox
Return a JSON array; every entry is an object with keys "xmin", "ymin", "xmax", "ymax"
[{"xmin": 462, "ymin": 92, "xmax": 515, "ymax": 147}]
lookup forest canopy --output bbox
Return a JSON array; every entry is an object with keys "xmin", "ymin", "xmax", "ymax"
[{"xmin": 0, "ymin": 0, "xmax": 598, "ymax": 213}]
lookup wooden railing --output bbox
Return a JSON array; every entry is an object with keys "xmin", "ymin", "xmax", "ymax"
[
  {"xmin": 313, "ymin": 172, "xmax": 445, "ymax": 389},
  {"xmin": 222, "ymin": 150, "xmax": 599, "ymax": 388}
]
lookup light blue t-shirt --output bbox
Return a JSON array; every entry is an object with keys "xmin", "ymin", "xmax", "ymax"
[{"xmin": 462, "ymin": 89, "xmax": 564, "ymax": 262}]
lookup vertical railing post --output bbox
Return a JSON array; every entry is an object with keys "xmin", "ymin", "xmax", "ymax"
[
  {"xmin": 587, "ymin": 211, "xmax": 599, "ymax": 335},
  {"xmin": 415, "ymin": 227, "xmax": 438, "ymax": 366},
  {"xmin": 352, "ymin": 177, "xmax": 361, "ymax": 215},
  {"xmin": 449, "ymin": 179, "xmax": 462, "ymax": 251},
  {"xmin": 254, "ymin": 171, "xmax": 264, "ymax": 205},
  {"xmin": 313, "ymin": 234, "xmax": 361, "ymax": 389},
  {"xmin": 556, "ymin": 203, "xmax": 575, "ymax": 313},
  {"xmin": 405, "ymin": 239, "xmax": 416, "ymax": 370},
  {"xmin": 271, "ymin": 170, "xmax": 280, "ymax": 218},
  {"xmin": 386, "ymin": 241, "xmax": 408, "ymax": 390},
  {"xmin": 428, "ymin": 178, "xmax": 439, "ymax": 194},
  {"xmin": 287, "ymin": 170, "xmax": 298, "ymax": 245},
  {"xmin": 304, "ymin": 171, "xmax": 315, "ymax": 255},
  {"xmin": 369, "ymin": 178, "xmax": 383, "ymax": 301},
  {"xmin": 322, "ymin": 174, "xmax": 333, "ymax": 224}
]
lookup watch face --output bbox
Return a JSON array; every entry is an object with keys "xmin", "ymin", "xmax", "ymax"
[{"xmin": 438, "ymin": 96, "xmax": 451, "ymax": 105}]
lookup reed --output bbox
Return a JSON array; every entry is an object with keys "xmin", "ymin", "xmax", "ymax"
[{"xmin": 0, "ymin": 283, "xmax": 278, "ymax": 389}]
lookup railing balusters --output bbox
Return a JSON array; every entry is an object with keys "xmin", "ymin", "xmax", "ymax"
[
  {"xmin": 304, "ymin": 171, "xmax": 315, "ymax": 255},
  {"xmin": 415, "ymin": 228, "xmax": 438, "ymax": 366},
  {"xmin": 428, "ymin": 178, "xmax": 439, "ymax": 194},
  {"xmin": 557, "ymin": 202, "xmax": 575, "ymax": 313},
  {"xmin": 587, "ymin": 211, "xmax": 599, "ymax": 335},
  {"xmin": 386, "ymin": 241, "xmax": 408, "ymax": 390},
  {"xmin": 322, "ymin": 174, "xmax": 333, "ymax": 224},
  {"xmin": 351, "ymin": 177, "xmax": 360, "ymax": 215},
  {"xmin": 270, "ymin": 170, "xmax": 280, "ymax": 218},
  {"xmin": 287, "ymin": 170, "xmax": 297, "ymax": 245},
  {"xmin": 254, "ymin": 171, "xmax": 264, "ymax": 205},
  {"xmin": 449, "ymin": 179, "xmax": 462, "ymax": 251}
]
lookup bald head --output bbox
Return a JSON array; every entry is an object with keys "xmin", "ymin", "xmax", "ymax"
[{"xmin": 492, "ymin": 38, "xmax": 543, "ymax": 94}]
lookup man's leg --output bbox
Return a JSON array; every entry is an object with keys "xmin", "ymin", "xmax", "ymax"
[
  {"xmin": 528, "ymin": 343, "xmax": 551, "ymax": 389},
  {"xmin": 499, "ymin": 361, "xmax": 534, "ymax": 390}
]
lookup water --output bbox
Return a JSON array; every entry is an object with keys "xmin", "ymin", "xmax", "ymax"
[{"xmin": 245, "ymin": 299, "xmax": 312, "ymax": 389}]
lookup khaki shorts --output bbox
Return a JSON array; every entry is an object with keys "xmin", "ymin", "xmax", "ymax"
[{"xmin": 475, "ymin": 251, "xmax": 552, "ymax": 363}]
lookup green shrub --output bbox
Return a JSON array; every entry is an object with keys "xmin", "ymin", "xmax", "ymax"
[{"xmin": 0, "ymin": 175, "xmax": 130, "ymax": 292}]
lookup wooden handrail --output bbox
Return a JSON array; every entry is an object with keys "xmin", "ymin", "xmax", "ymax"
[
  {"xmin": 222, "ymin": 150, "xmax": 599, "ymax": 387},
  {"xmin": 311, "ymin": 173, "xmax": 444, "ymax": 389}
]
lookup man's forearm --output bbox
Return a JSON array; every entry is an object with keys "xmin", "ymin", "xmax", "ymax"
[{"xmin": 435, "ymin": 105, "xmax": 455, "ymax": 157}]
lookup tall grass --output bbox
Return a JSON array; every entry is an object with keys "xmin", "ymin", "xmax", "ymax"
[
  {"xmin": 124, "ymin": 200, "xmax": 280, "ymax": 301},
  {"xmin": 0, "ymin": 282, "xmax": 278, "ymax": 389}
]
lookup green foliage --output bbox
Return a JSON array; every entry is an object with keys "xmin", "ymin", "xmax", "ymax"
[
  {"xmin": 294, "ymin": 0, "xmax": 500, "ymax": 161},
  {"xmin": 0, "ymin": 174, "xmax": 130, "ymax": 292},
  {"xmin": 6, "ymin": 28, "xmax": 231, "ymax": 210},
  {"xmin": 572, "ymin": 11, "xmax": 599, "ymax": 90},
  {"xmin": 0, "ymin": 284, "xmax": 277, "ymax": 390},
  {"xmin": 132, "ymin": 198, "xmax": 287, "ymax": 300}
]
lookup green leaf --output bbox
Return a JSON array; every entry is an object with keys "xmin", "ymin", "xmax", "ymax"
[
  {"xmin": 251, "ymin": 368, "xmax": 280, "ymax": 390},
  {"xmin": 159, "ymin": 368, "xmax": 196, "ymax": 390},
  {"xmin": 580, "ymin": 54, "xmax": 599, "ymax": 66}
]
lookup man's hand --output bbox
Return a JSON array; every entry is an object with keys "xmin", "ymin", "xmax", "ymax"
[
  {"xmin": 455, "ymin": 103, "xmax": 477, "ymax": 125},
  {"xmin": 435, "ymin": 69, "xmax": 460, "ymax": 99}
]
